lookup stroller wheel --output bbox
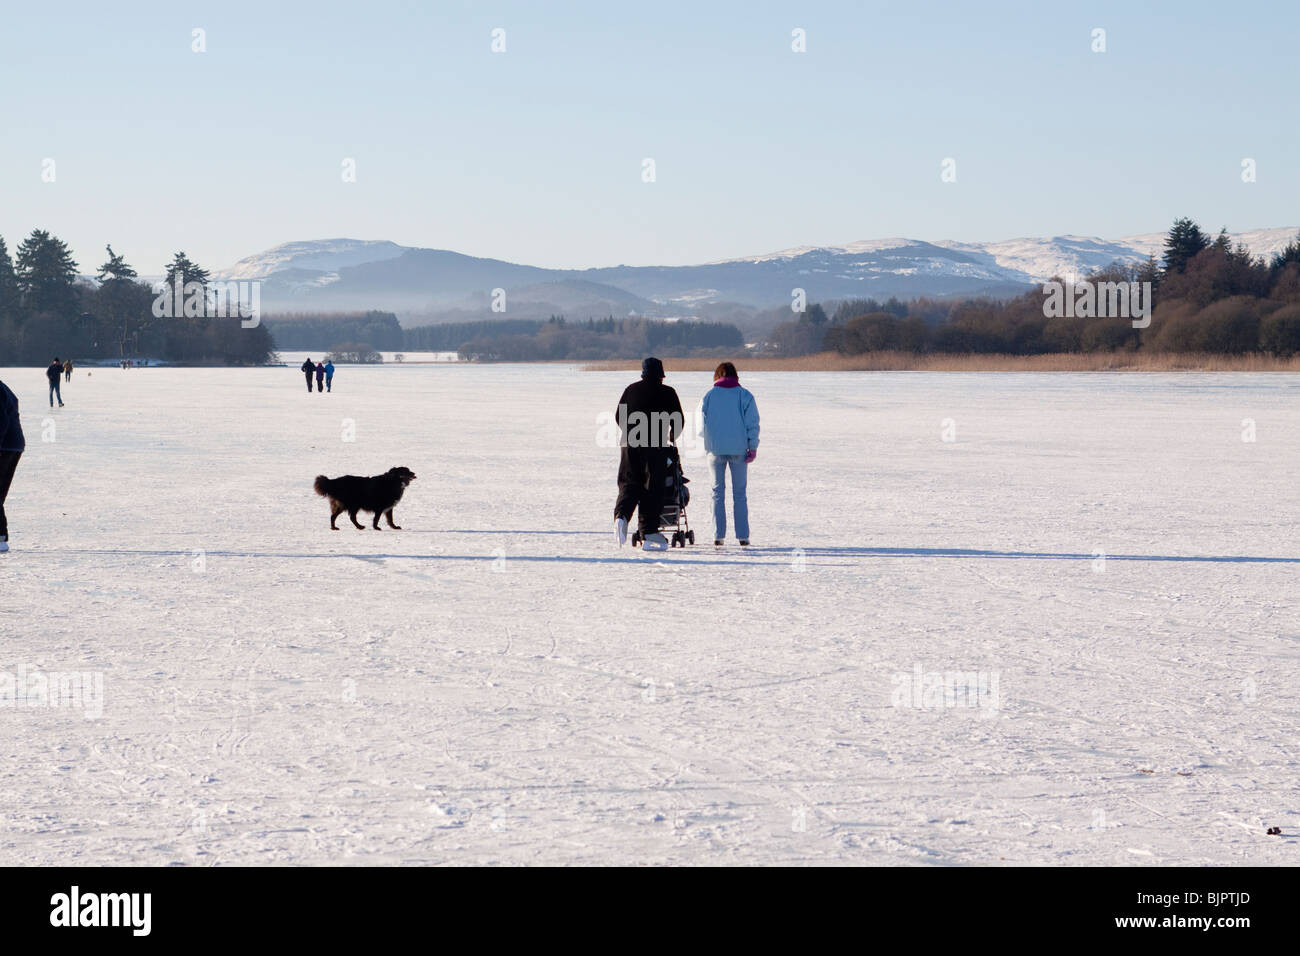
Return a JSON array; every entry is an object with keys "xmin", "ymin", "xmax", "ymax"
[{"xmin": 686, "ymin": 530, "xmax": 695, "ymax": 545}]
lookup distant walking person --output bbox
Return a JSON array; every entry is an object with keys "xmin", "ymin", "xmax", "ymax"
[
  {"xmin": 699, "ymin": 362, "xmax": 760, "ymax": 546},
  {"xmin": 0, "ymin": 378, "xmax": 25, "ymax": 552},
  {"xmin": 324, "ymin": 360, "xmax": 335, "ymax": 392},
  {"xmin": 63, "ymin": 359, "xmax": 73, "ymax": 382},
  {"xmin": 315, "ymin": 362, "xmax": 326, "ymax": 394},
  {"xmin": 613, "ymin": 356, "xmax": 684, "ymax": 551},
  {"xmin": 300, "ymin": 357, "xmax": 316, "ymax": 392},
  {"xmin": 46, "ymin": 357, "xmax": 64, "ymax": 407}
]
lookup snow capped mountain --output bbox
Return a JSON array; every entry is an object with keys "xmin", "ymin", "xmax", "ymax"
[
  {"xmin": 215, "ymin": 239, "xmax": 411, "ymax": 280},
  {"xmin": 719, "ymin": 237, "xmax": 926, "ymax": 264},
  {"xmin": 216, "ymin": 228, "xmax": 1299, "ymax": 316},
  {"xmin": 936, "ymin": 236, "xmax": 1154, "ymax": 284},
  {"xmin": 726, "ymin": 228, "xmax": 1299, "ymax": 287}
]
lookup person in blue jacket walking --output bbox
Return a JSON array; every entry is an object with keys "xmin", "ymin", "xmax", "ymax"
[
  {"xmin": 323, "ymin": 360, "xmax": 335, "ymax": 392},
  {"xmin": 698, "ymin": 362, "xmax": 759, "ymax": 546},
  {"xmin": 0, "ymin": 378, "xmax": 25, "ymax": 552}
]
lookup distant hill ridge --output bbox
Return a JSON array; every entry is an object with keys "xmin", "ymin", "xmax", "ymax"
[{"xmin": 211, "ymin": 229, "xmax": 1300, "ymax": 317}]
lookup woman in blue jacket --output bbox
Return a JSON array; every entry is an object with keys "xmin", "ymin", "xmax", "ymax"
[{"xmin": 698, "ymin": 362, "xmax": 759, "ymax": 546}]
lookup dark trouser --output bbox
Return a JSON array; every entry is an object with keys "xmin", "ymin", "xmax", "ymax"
[
  {"xmin": 316, "ymin": 375, "xmax": 324, "ymax": 393},
  {"xmin": 615, "ymin": 445, "xmax": 671, "ymax": 535},
  {"xmin": 49, "ymin": 380, "xmax": 62, "ymax": 406},
  {"xmin": 304, "ymin": 372, "xmax": 313, "ymax": 392},
  {"xmin": 65, "ymin": 370, "xmax": 71, "ymax": 382},
  {"xmin": 326, "ymin": 376, "xmax": 333, "ymax": 392},
  {"xmin": 0, "ymin": 450, "xmax": 21, "ymax": 539}
]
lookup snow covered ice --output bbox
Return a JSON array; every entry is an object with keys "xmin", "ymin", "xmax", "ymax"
[{"xmin": 1, "ymin": 363, "xmax": 1298, "ymax": 865}]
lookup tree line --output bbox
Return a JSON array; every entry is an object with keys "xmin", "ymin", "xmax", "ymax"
[
  {"xmin": 15, "ymin": 217, "xmax": 1293, "ymax": 367},
  {"xmin": 0, "ymin": 229, "xmax": 276, "ymax": 365},
  {"xmin": 264, "ymin": 313, "xmax": 745, "ymax": 361},
  {"xmin": 457, "ymin": 316, "xmax": 744, "ymax": 361},
  {"xmin": 398, "ymin": 318, "xmax": 542, "ymax": 351},
  {"xmin": 262, "ymin": 311, "xmax": 405, "ymax": 351},
  {"xmin": 769, "ymin": 218, "xmax": 1300, "ymax": 358}
]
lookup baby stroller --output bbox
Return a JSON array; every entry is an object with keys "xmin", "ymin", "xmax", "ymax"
[{"xmin": 631, "ymin": 444, "xmax": 695, "ymax": 548}]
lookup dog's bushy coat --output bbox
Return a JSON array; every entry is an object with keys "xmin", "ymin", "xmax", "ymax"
[{"xmin": 314, "ymin": 466, "xmax": 417, "ymax": 530}]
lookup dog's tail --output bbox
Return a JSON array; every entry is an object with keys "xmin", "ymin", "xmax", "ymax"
[{"xmin": 313, "ymin": 475, "xmax": 331, "ymax": 497}]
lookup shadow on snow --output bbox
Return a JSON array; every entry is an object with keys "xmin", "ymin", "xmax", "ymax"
[{"xmin": 23, "ymin": 543, "xmax": 1300, "ymax": 565}]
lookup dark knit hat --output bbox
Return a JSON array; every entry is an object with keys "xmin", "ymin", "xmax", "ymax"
[{"xmin": 641, "ymin": 356, "xmax": 665, "ymax": 380}]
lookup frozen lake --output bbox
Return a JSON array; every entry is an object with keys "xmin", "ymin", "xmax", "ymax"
[{"xmin": 1, "ymin": 363, "xmax": 1298, "ymax": 865}]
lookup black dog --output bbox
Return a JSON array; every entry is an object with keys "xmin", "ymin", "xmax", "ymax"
[{"xmin": 314, "ymin": 467, "xmax": 417, "ymax": 530}]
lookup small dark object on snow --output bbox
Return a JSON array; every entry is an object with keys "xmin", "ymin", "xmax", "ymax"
[
  {"xmin": 1266, "ymin": 826, "xmax": 1281, "ymax": 835},
  {"xmin": 314, "ymin": 466, "xmax": 417, "ymax": 530},
  {"xmin": 629, "ymin": 445, "xmax": 693, "ymax": 548}
]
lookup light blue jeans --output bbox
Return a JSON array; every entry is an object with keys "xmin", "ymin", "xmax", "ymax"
[{"xmin": 710, "ymin": 454, "xmax": 749, "ymax": 541}]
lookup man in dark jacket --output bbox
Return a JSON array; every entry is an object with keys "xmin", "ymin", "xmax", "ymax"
[
  {"xmin": 47, "ymin": 357, "xmax": 64, "ymax": 407},
  {"xmin": 301, "ymin": 357, "xmax": 316, "ymax": 392},
  {"xmin": 0, "ymin": 378, "xmax": 25, "ymax": 552},
  {"xmin": 614, "ymin": 356, "xmax": 683, "ymax": 550}
]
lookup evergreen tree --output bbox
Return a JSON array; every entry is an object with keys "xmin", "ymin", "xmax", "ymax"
[
  {"xmin": 96, "ymin": 244, "xmax": 138, "ymax": 283},
  {"xmin": 15, "ymin": 229, "xmax": 79, "ymax": 317},
  {"xmin": 1270, "ymin": 231, "xmax": 1300, "ymax": 272},
  {"xmin": 0, "ymin": 236, "xmax": 18, "ymax": 324},
  {"xmin": 1135, "ymin": 254, "xmax": 1161, "ymax": 308},
  {"xmin": 1162, "ymin": 217, "xmax": 1209, "ymax": 276},
  {"xmin": 158, "ymin": 251, "xmax": 213, "ymax": 353},
  {"xmin": 831, "ymin": 298, "xmax": 882, "ymax": 325},
  {"xmin": 1136, "ymin": 254, "xmax": 1161, "ymax": 287},
  {"xmin": 802, "ymin": 302, "xmax": 828, "ymax": 325},
  {"xmin": 162, "ymin": 251, "xmax": 210, "ymax": 290},
  {"xmin": 95, "ymin": 245, "xmax": 151, "ymax": 358}
]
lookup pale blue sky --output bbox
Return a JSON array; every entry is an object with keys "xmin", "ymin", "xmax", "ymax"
[{"xmin": 1, "ymin": 0, "xmax": 1295, "ymax": 274}]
